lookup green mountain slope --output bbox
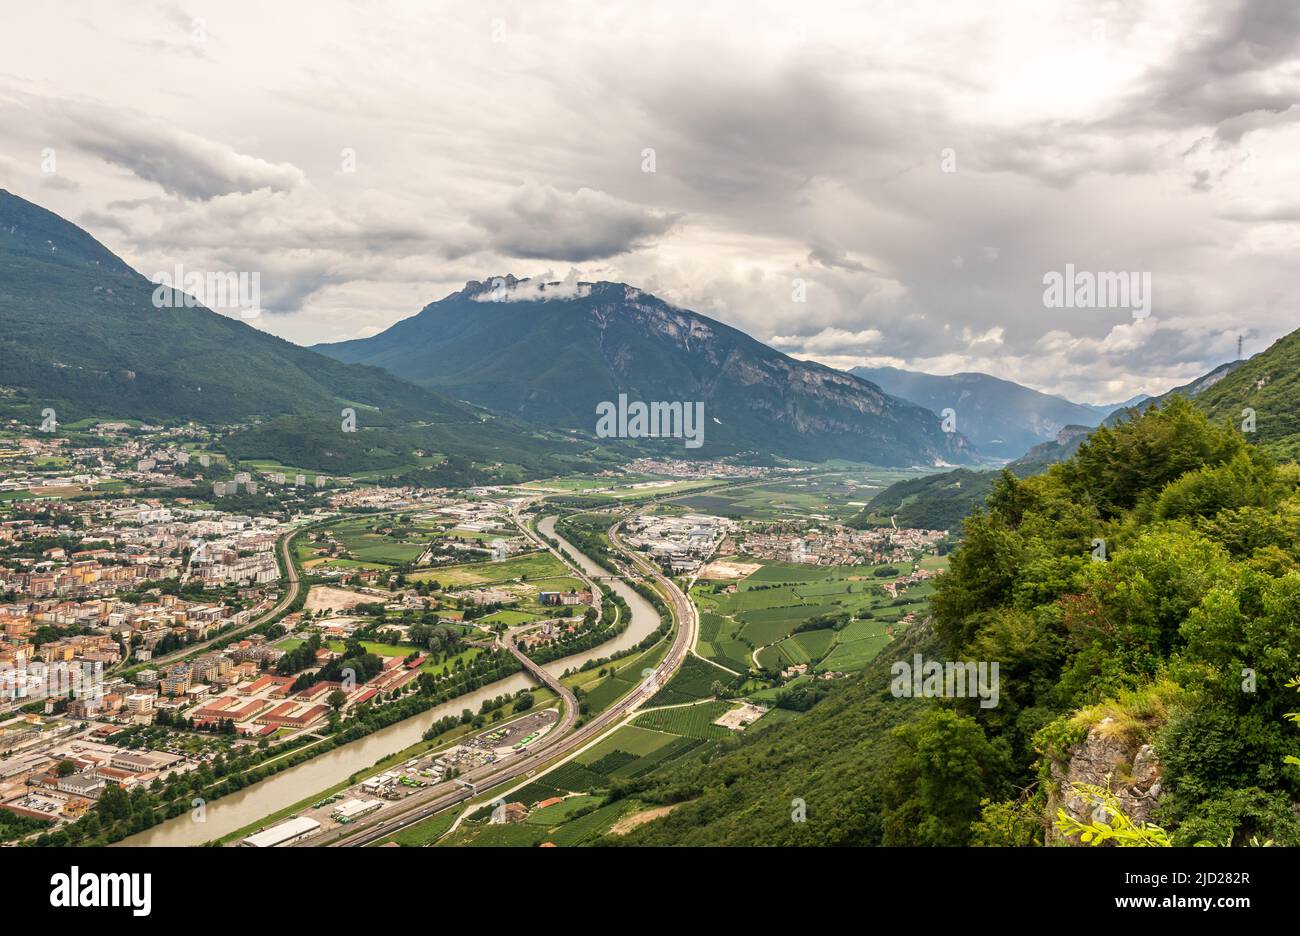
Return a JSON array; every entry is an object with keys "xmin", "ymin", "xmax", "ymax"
[
  {"xmin": 1194, "ymin": 330, "xmax": 1300, "ymax": 460},
  {"xmin": 849, "ymin": 365, "xmax": 1104, "ymax": 459},
  {"xmin": 316, "ymin": 276, "xmax": 974, "ymax": 466},
  {"xmin": 854, "ymin": 328, "xmax": 1300, "ymax": 533},
  {"xmin": 850, "ymin": 426, "xmax": 1094, "ymax": 531},
  {"xmin": 0, "ymin": 190, "xmax": 586, "ymax": 480},
  {"xmin": 0, "ymin": 189, "xmax": 465, "ymax": 426}
]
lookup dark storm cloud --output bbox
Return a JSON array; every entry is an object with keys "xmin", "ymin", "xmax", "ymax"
[
  {"xmin": 471, "ymin": 183, "xmax": 680, "ymax": 261},
  {"xmin": 1116, "ymin": 0, "xmax": 1300, "ymax": 133}
]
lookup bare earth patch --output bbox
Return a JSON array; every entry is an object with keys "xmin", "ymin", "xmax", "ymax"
[
  {"xmin": 304, "ymin": 585, "xmax": 379, "ymax": 613},
  {"xmin": 698, "ymin": 560, "xmax": 762, "ymax": 580},
  {"xmin": 609, "ymin": 804, "xmax": 678, "ymax": 836},
  {"xmin": 714, "ymin": 701, "xmax": 768, "ymax": 730}
]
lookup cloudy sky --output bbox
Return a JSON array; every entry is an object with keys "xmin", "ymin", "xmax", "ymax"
[{"xmin": 2, "ymin": 0, "xmax": 1298, "ymax": 404}]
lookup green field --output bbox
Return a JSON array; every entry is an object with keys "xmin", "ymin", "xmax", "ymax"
[
  {"xmin": 646, "ymin": 654, "xmax": 739, "ymax": 706},
  {"xmin": 633, "ymin": 700, "xmax": 737, "ymax": 739},
  {"xmin": 478, "ymin": 609, "xmax": 544, "ymax": 627},
  {"xmin": 691, "ymin": 560, "xmax": 932, "ymax": 674},
  {"xmin": 384, "ymin": 809, "xmax": 458, "ymax": 847},
  {"xmin": 667, "ymin": 468, "xmax": 923, "ymax": 522},
  {"xmin": 304, "ymin": 515, "xmax": 434, "ymax": 568},
  {"xmin": 410, "ymin": 551, "xmax": 569, "ymax": 587}
]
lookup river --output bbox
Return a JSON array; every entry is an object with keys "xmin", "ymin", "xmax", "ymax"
[{"xmin": 120, "ymin": 515, "xmax": 657, "ymax": 846}]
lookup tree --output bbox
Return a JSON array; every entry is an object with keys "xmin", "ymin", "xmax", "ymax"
[
  {"xmin": 881, "ymin": 708, "xmax": 1009, "ymax": 846},
  {"xmin": 327, "ymin": 689, "xmax": 349, "ymax": 712}
]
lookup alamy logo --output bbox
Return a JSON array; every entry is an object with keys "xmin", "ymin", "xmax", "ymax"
[
  {"xmin": 890, "ymin": 654, "xmax": 1000, "ymax": 708},
  {"xmin": 1042, "ymin": 264, "xmax": 1151, "ymax": 320},
  {"xmin": 49, "ymin": 867, "xmax": 151, "ymax": 917},
  {"xmin": 151, "ymin": 264, "xmax": 261, "ymax": 320},
  {"xmin": 595, "ymin": 394, "xmax": 705, "ymax": 449}
]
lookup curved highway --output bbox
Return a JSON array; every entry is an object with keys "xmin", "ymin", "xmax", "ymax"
[{"xmin": 314, "ymin": 509, "xmax": 697, "ymax": 847}]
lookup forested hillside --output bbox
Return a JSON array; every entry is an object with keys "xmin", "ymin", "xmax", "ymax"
[
  {"xmin": 616, "ymin": 398, "xmax": 1300, "ymax": 846},
  {"xmin": 1196, "ymin": 330, "xmax": 1300, "ymax": 462},
  {"xmin": 849, "ymin": 468, "xmax": 998, "ymax": 531}
]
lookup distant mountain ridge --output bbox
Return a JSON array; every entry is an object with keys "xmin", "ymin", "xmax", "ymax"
[
  {"xmin": 850, "ymin": 329, "xmax": 1300, "ymax": 531},
  {"xmin": 1103, "ymin": 361, "xmax": 1244, "ymax": 427},
  {"xmin": 847, "ymin": 365, "xmax": 1106, "ymax": 460},
  {"xmin": 317, "ymin": 276, "xmax": 974, "ymax": 466}
]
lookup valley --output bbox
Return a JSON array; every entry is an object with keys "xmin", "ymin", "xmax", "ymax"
[{"xmin": 2, "ymin": 181, "xmax": 1299, "ymax": 859}]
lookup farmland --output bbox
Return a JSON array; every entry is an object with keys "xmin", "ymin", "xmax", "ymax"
[
  {"xmin": 299, "ymin": 515, "xmax": 440, "ymax": 570},
  {"xmin": 632, "ymin": 700, "xmax": 736, "ymax": 739},
  {"xmin": 692, "ymin": 559, "xmax": 932, "ymax": 674},
  {"xmin": 667, "ymin": 467, "xmax": 924, "ymax": 522},
  {"xmin": 429, "ymin": 687, "xmax": 784, "ymax": 847},
  {"xmin": 408, "ymin": 551, "xmax": 571, "ymax": 587}
]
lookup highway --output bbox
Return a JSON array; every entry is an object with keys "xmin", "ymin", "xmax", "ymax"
[{"xmin": 312, "ymin": 508, "xmax": 697, "ymax": 847}]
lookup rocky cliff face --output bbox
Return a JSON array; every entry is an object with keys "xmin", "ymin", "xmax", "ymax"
[{"xmin": 1046, "ymin": 716, "xmax": 1163, "ymax": 846}]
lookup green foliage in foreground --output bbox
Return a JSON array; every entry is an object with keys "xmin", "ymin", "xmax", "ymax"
[{"xmin": 614, "ymin": 398, "xmax": 1300, "ymax": 846}]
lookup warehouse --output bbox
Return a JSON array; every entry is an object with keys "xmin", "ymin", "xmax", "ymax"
[{"xmin": 242, "ymin": 815, "xmax": 321, "ymax": 847}]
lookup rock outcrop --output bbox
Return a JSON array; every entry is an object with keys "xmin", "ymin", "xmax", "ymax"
[{"xmin": 1046, "ymin": 717, "xmax": 1163, "ymax": 846}]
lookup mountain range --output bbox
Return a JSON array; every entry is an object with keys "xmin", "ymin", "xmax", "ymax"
[
  {"xmin": 1102, "ymin": 360, "xmax": 1243, "ymax": 427},
  {"xmin": 847, "ymin": 365, "xmax": 1109, "ymax": 459},
  {"xmin": 8, "ymin": 189, "xmax": 1289, "ymax": 481},
  {"xmin": 316, "ymin": 276, "xmax": 973, "ymax": 466}
]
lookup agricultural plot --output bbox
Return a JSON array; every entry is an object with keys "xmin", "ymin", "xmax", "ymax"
[
  {"xmin": 785, "ymin": 628, "xmax": 836, "ymax": 661},
  {"xmin": 818, "ymin": 633, "xmax": 892, "ymax": 671},
  {"xmin": 578, "ymin": 725, "xmax": 674, "ymax": 763},
  {"xmin": 581, "ymin": 670, "xmax": 643, "ymax": 714},
  {"xmin": 646, "ymin": 654, "xmax": 739, "ymax": 706},
  {"xmin": 542, "ymin": 760, "xmax": 609, "ymax": 793},
  {"xmin": 503, "ymin": 779, "xmax": 567, "ymax": 806},
  {"xmin": 542, "ymin": 801, "xmax": 637, "ymax": 845},
  {"xmin": 410, "ymin": 551, "xmax": 570, "ymax": 587},
  {"xmin": 669, "ymin": 469, "xmax": 921, "ymax": 522},
  {"xmin": 633, "ymin": 700, "xmax": 736, "ymax": 739},
  {"xmin": 691, "ymin": 560, "xmax": 930, "ymax": 675},
  {"xmin": 696, "ymin": 611, "xmax": 752, "ymax": 672}
]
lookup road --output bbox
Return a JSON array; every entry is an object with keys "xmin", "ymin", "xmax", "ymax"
[{"xmin": 312, "ymin": 510, "xmax": 698, "ymax": 847}]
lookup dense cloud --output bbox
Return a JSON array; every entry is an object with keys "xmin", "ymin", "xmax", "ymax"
[
  {"xmin": 471, "ymin": 184, "xmax": 679, "ymax": 261},
  {"xmin": 0, "ymin": 0, "xmax": 1297, "ymax": 401}
]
